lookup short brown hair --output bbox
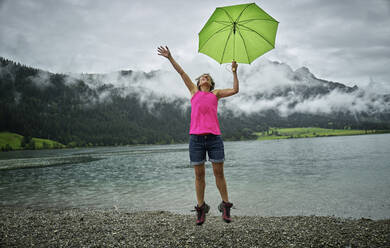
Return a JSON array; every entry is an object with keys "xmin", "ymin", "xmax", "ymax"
[{"xmin": 195, "ymin": 73, "xmax": 215, "ymax": 91}]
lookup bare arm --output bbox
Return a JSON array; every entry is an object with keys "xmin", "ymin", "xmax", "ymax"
[
  {"xmin": 157, "ymin": 46, "xmax": 196, "ymax": 94},
  {"xmin": 215, "ymin": 61, "xmax": 239, "ymax": 99}
]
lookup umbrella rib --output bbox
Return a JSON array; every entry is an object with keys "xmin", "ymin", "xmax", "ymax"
[
  {"xmin": 219, "ymin": 8, "xmax": 234, "ymax": 23},
  {"xmin": 236, "ymin": 26, "xmax": 251, "ymax": 63},
  {"xmin": 236, "ymin": 3, "xmax": 254, "ymax": 22},
  {"xmin": 198, "ymin": 25, "xmax": 231, "ymax": 52},
  {"xmin": 237, "ymin": 23, "xmax": 275, "ymax": 48},
  {"xmin": 214, "ymin": 20, "xmax": 231, "ymax": 25},
  {"xmin": 238, "ymin": 18, "xmax": 279, "ymax": 24},
  {"xmin": 220, "ymin": 28, "xmax": 234, "ymax": 63}
]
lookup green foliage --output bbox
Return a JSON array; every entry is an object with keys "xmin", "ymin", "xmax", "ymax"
[
  {"xmin": 1, "ymin": 144, "xmax": 12, "ymax": 151},
  {"xmin": 0, "ymin": 132, "xmax": 22, "ymax": 148},
  {"xmin": 21, "ymin": 136, "xmax": 32, "ymax": 148},
  {"xmin": 33, "ymin": 137, "xmax": 65, "ymax": 149},
  {"xmin": 0, "ymin": 132, "xmax": 65, "ymax": 150}
]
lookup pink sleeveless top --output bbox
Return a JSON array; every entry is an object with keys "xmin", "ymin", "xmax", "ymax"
[{"xmin": 189, "ymin": 91, "xmax": 221, "ymax": 135}]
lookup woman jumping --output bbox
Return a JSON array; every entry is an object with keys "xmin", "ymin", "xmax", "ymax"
[{"xmin": 157, "ymin": 46, "xmax": 239, "ymax": 225}]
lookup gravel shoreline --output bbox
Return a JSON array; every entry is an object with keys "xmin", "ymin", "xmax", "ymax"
[{"xmin": 1, "ymin": 207, "xmax": 389, "ymax": 247}]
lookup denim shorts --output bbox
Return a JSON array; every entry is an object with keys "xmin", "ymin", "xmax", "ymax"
[{"xmin": 189, "ymin": 134, "xmax": 225, "ymax": 166}]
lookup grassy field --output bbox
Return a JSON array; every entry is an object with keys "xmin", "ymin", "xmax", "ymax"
[
  {"xmin": 0, "ymin": 132, "xmax": 65, "ymax": 151},
  {"xmin": 254, "ymin": 127, "xmax": 389, "ymax": 141}
]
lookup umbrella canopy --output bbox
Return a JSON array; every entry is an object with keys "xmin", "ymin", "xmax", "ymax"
[{"xmin": 198, "ymin": 3, "xmax": 279, "ymax": 64}]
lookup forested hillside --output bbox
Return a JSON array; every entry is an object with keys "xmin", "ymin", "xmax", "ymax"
[{"xmin": 1, "ymin": 57, "xmax": 389, "ymax": 148}]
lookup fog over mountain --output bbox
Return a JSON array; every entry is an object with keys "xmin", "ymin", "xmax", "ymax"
[
  {"xmin": 1, "ymin": 56, "xmax": 389, "ymax": 147},
  {"xmin": 0, "ymin": 56, "xmax": 390, "ymax": 116},
  {"xmin": 17, "ymin": 58, "xmax": 388, "ymax": 118}
]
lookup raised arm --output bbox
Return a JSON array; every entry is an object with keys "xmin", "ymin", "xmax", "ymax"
[
  {"xmin": 157, "ymin": 46, "xmax": 196, "ymax": 94},
  {"xmin": 214, "ymin": 61, "xmax": 239, "ymax": 99}
]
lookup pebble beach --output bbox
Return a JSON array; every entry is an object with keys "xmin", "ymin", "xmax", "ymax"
[{"xmin": 1, "ymin": 207, "xmax": 389, "ymax": 247}]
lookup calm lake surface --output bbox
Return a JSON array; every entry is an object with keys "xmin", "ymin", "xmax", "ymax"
[{"xmin": 1, "ymin": 134, "xmax": 389, "ymax": 220}]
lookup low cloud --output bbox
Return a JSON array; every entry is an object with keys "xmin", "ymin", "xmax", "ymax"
[
  {"xmin": 2, "ymin": 57, "xmax": 389, "ymax": 117},
  {"xmin": 27, "ymin": 70, "xmax": 51, "ymax": 89},
  {"xmin": 52, "ymin": 59, "xmax": 390, "ymax": 117},
  {"xmin": 293, "ymin": 89, "xmax": 388, "ymax": 115},
  {"xmin": 217, "ymin": 60, "xmax": 390, "ymax": 117}
]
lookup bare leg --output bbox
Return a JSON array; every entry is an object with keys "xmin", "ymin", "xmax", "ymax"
[
  {"xmin": 212, "ymin": 162, "xmax": 229, "ymax": 202},
  {"xmin": 194, "ymin": 163, "xmax": 206, "ymax": 206}
]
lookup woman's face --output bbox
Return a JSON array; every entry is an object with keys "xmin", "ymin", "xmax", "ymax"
[{"xmin": 199, "ymin": 74, "xmax": 211, "ymax": 86}]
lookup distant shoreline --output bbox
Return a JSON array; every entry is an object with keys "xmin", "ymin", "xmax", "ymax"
[
  {"xmin": 1, "ymin": 129, "xmax": 390, "ymax": 152},
  {"xmin": 1, "ymin": 207, "xmax": 389, "ymax": 247},
  {"xmin": 254, "ymin": 127, "xmax": 390, "ymax": 141}
]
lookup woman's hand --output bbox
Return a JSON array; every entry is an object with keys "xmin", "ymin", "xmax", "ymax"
[
  {"xmin": 232, "ymin": 60, "xmax": 238, "ymax": 73},
  {"xmin": 157, "ymin": 46, "xmax": 172, "ymax": 59}
]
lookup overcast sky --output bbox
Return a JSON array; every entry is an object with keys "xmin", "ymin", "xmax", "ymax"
[{"xmin": 1, "ymin": 0, "xmax": 389, "ymax": 88}]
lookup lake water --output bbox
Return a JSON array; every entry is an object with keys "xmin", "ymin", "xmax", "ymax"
[{"xmin": 1, "ymin": 134, "xmax": 389, "ymax": 220}]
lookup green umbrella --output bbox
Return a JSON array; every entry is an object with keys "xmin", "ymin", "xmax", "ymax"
[{"xmin": 198, "ymin": 2, "xmax": 279, "ymax": 64}]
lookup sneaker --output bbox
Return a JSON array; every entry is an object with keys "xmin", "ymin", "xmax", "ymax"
[
  {"xmin": 218, "ymin": 201, "xmax": 233, "ymax": 223},
  {"xmin": 194, "ymin": 202, "xmax": 210, "ymax": 225}
]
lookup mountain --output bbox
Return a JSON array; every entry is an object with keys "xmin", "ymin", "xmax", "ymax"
[{"xmin": 0, "ymin": 57, "xmax": 389, "ymax": 147}]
